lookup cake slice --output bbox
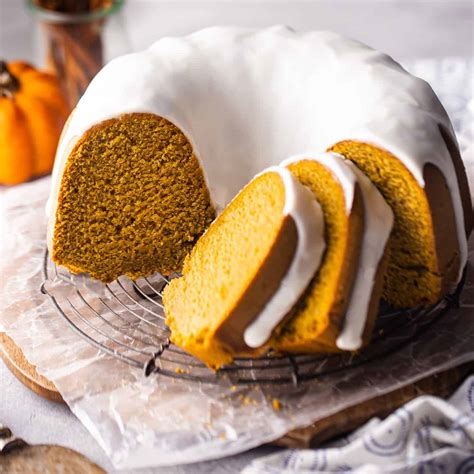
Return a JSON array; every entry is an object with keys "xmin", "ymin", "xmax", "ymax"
[
  {"xmin": 163, "ymin": 167, "xmax": 325, "ymax": 369},
  {"xmin": 272, "ymin": 152, "xmax": 394, "ymax": 353},
  {"xmin": 329, "ymin": 137, "xmax": 472, "ymax": 307}
]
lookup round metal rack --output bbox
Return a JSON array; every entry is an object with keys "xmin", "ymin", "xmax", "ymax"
[{"xmin": 40, "ymin": 249, "xmax": 462, "ymax": 386}]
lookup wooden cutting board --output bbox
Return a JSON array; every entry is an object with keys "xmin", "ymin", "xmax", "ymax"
[
  {"xmin": 277, "ymin": 361, "xmax": 473, "ymax": 448},
  {"xmin": 1, "ymin": 331, "xmax": 472, "ymax": 448},
  {"xmin": 0, "ymin": 333, "xmax": 63, "ymax": 403}
]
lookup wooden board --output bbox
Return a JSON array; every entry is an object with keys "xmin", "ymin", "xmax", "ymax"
[
  {"xmin": 1, "ymin": 332, "xmax": 472, "ymax": 449},
  {"xmin": 277, "ymin": 362, "xmax": 474, "ymax": 448},
  {"xmin": 0, "ymin": 333, "xmax": 63, "ymax": 403}
]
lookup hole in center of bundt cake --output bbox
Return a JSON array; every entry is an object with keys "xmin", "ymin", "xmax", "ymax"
[{"xmin": 52, "ymin": 113, "xmax": 215, "ymax": 282}]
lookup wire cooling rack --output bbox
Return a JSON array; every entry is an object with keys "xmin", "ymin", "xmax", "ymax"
[{"xmin": 40, "ymin": 249, "xmax": 463, "ymax": 386}]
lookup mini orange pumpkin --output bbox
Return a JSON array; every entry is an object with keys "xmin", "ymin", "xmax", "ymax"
[{"xmin": 0, "ymin": 60, "xmax": 70, "ymax": 185}]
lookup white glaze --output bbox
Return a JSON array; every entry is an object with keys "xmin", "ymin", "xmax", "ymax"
[
  {"xmin": 46, "ymin": 26, "xmax": 467, "ymax": 279},
  {"xmin": 243, "ymin": 167, "xmax": 325, "ymax": 348},
  {"xmin": 336, "ymin": 160, "xmax": 394, "ymax": 351}
]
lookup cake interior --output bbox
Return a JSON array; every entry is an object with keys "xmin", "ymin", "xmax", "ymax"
[
  {"xmin": 164, "ymin": 171, "xmax": 298, "ymax": 368},
  {"xmin": 52, "ymin": 113, "xmax": 215, "ymax": 282},
  {"xmin": 273, "ymin": 160, "xmax": 363, "ymax": 352}
]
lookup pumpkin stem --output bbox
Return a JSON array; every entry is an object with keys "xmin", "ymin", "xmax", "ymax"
[{"xmin": 0, "ymin": 61, "xmax": 20, "ymax": 99}]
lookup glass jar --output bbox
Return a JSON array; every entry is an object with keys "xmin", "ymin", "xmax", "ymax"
[{"xmin": 27, "ymin": 0, "xmax": 129, "ymax": 108}]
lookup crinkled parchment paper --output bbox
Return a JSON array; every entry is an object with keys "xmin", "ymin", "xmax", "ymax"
[{"xmin": 0, "ymin": 58, "xmax": 473, "ymax": 469}]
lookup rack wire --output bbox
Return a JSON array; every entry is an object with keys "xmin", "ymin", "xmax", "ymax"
[{"xmin": 40, "ymin": 249, "xmax": 462, "ymax": 386}]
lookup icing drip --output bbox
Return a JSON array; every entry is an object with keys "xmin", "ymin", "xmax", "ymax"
[
  {"xmin": 336, "ymin": 160, "xmax": 394, "ymax": 351},
  {"xmin": 47, "ymin": 26, "xmax": 468, "ymax": 280},
  {"xmin": 243, "ymin": 167, "xmax": 325, "ymax": 349}
]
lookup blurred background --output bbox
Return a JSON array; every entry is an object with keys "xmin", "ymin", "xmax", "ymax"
[
  {"xmin": 2, "ymin": 0, "xmax": 472, "ymax": 119},
  {"xmin": 2, "ymin": 0, "xmax": 473, "ymax": 63}
]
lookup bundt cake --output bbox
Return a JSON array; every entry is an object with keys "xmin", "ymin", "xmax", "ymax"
[
  {"xmin": 163, "ymin": 167, "xmax": 325, "ymax": 369},
  {"xmin": 47, "ymin": 26, "xmax": 471, "ymax": 306}
]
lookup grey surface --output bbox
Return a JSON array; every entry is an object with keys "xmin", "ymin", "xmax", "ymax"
[
  {"xmin": 0, "ymin": 1, "xmax": 472, "ymax": 473},
  {"xmin": 0, "ymin": 360, "xmax": 114, "ymax": 471}
]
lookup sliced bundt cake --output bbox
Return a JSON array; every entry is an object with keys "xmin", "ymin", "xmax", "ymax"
[
  {"xmin": 271, "ymin": 153, "xmax": 393, "ymax": 353},
  {"xmin": 163, "ymin": 167, "xmax": 325, "ymax": 369}
]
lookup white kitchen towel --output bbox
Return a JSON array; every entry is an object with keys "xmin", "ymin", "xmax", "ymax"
[{"xmin": 243, "ymin": 375, "xmax": 474, "ymax": 473}]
